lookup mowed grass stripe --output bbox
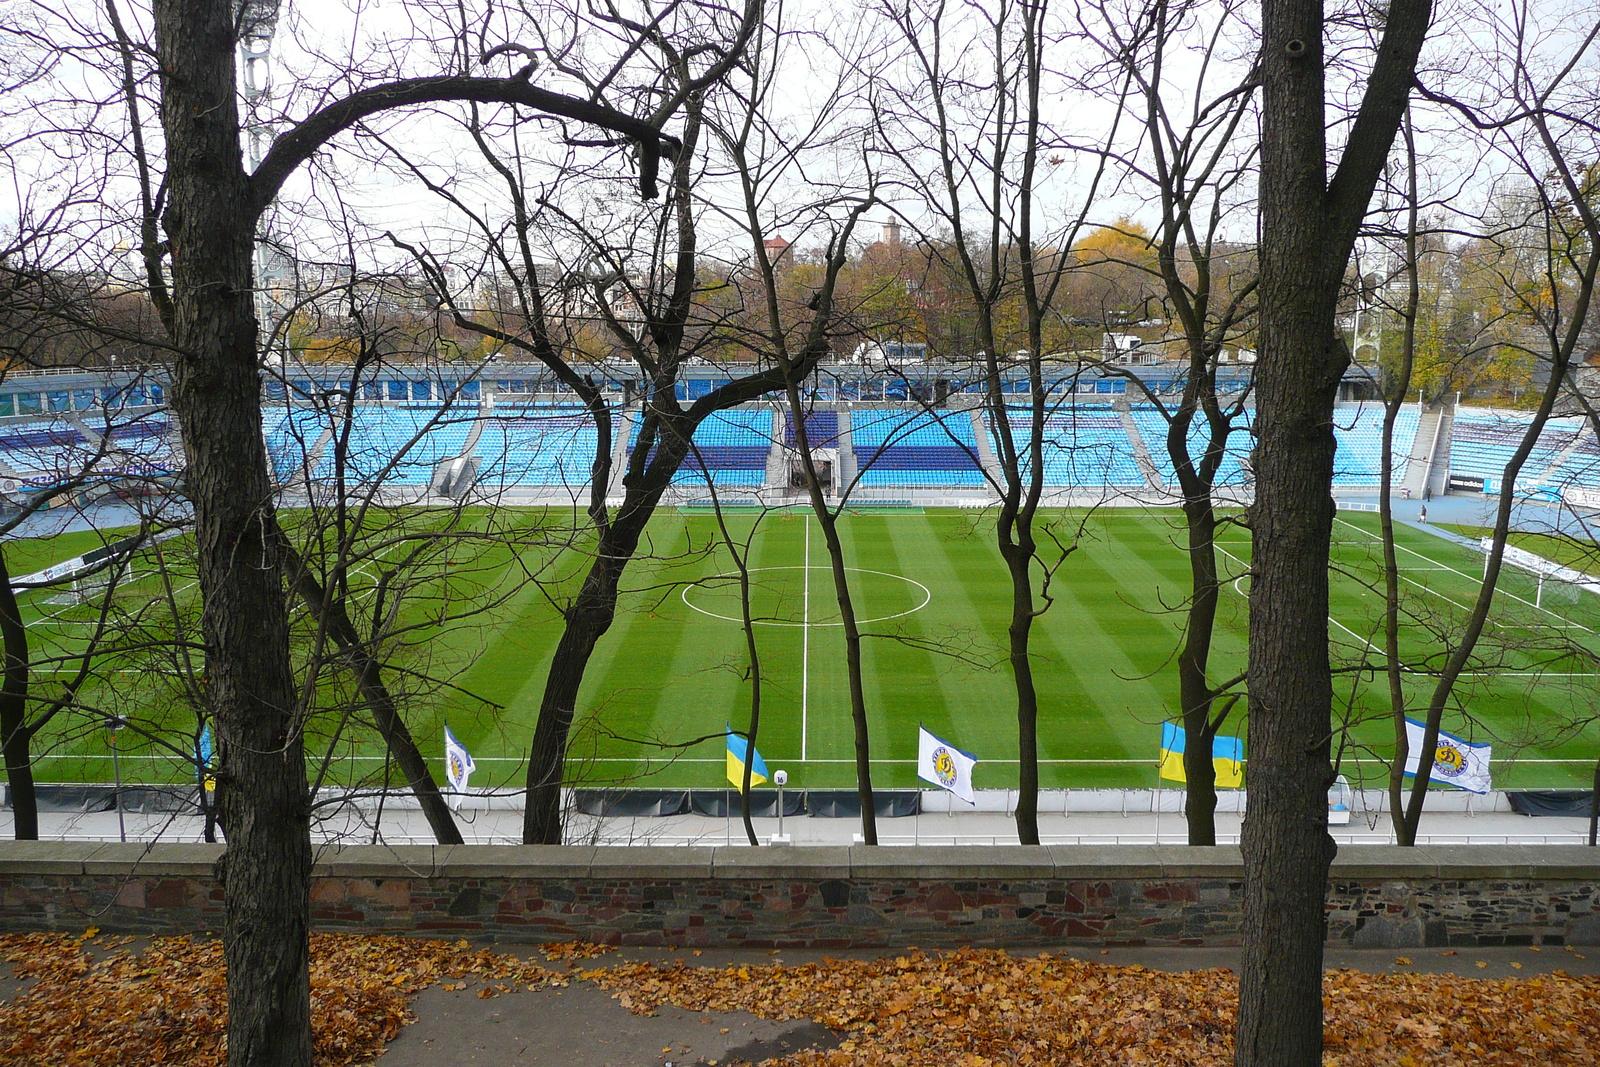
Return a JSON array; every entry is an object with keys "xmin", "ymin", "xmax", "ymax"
[
  {"xmin": 1034, "ymin": 538, "xmax": 1169, "ymax": 761},
  {"xmin": 855, "ymin": 514, "xmax": 958, "ymax": 780},
  {"xmin": 902, "ymin": 515, "xmax": 1021, "ymax": 769}
]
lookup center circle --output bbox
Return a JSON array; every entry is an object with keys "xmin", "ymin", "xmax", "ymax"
[{"xmin": 681, "ymin": 565, "xmax": 932, "ymax": 626}]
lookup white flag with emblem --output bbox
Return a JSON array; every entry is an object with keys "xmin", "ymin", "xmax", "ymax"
[
  {"xmin": 1403, "ymin": 718, "xmax": 1491, "ymax": 794},
  {"xmin": 918, "ymin": 726, "xmax": 978, "ymax": 805},
  {"xmin": 444, "ymin": 725, "xmax": 476, "ymax": 803}
]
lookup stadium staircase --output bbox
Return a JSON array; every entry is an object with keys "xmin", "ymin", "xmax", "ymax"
[
  {"xmin": 1402, "ymin": 405, "xmax": 1448, "ymax": 498},
  {"xmin": 282, "ymin": 423, "xmax": 335, "ymax": 492},
  {"xmin": 429, "ymin": 407, "xmax": 486, "ymax": 499},
  {"xmin": 837, "ymin": 409, "xmax": 857, "ymax": 490},
  {"xmin": 968, "ymin": 408, "xmax": 1002, "ymax": 487},
  {"xmin": 1114, "ymin": 402, "xmax": 1165, "ymax": 490},
  {"xmin": 63, "ymin": 412, "xmax": 103, "ymax": 451},
  {"xmin": 606, "ymin": 407, "xmax": 634, "ymax": 499},
  {"xmin": 1528, "ymin": 427, "xmax": 1591, "ymax": 491},
  {"xmin": 764, "ymin": 408, "xmax": 785, "ymax": 489}
]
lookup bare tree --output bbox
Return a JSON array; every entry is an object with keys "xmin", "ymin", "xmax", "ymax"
[
  {"xmin": 872, "ymin": 0, "xmax": 1115, "ymax": 843},
  {"xmin": 1386, "ymin": 9, "xmax": 1600, "ymax": 845},
  {"xmin": 0, "ymin": 0, "xmax": 751, "ymax": 1059},
  {"xmin": 1239, "ymin": 0, "xmax": 1432, "ymax": 1057},
  {"xmin": 1084, "ymin": 0, "xmax": 1260, "ymax": 845}
]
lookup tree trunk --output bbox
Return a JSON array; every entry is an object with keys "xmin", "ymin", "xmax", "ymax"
[
  {"xmin": 1005, "ymin": 545, "xmax": 1040, "ymax": 844},
  {"xmin": 0, "ymin": 550, "xmax": 36, "ymax": 841},
  {"xmin": 280, "ymin": 541, "xmax": 463, "ymax": 845},
  {"xmin": 1178, "ymin": 497, "xmax": 1221, "ymax": 846},
  {"xmin": 1241, "ymin": 0, "xmax": 1429, "ymax": 1056},
  {"xmin": 152, "ymin": 1, "xmax": 311, "ymax": 1064},
  {"xmin": 521, "ymin": 457, "xmax": 686, "ymax": 843},
  {"xmin": 1237, "ymin": 327, "xmax": 1342, "ymax": 1067},
  {"xmin": 1240, "ymin": 9, "xmax": 1345, "ymax": 1061},
  {"xmin": 786, "ymin": 387, "xmax": 877, "ymax": 845}
]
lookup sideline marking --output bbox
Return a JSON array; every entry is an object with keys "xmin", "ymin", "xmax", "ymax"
[{"xmin": 802, "ymin": 517, "xmax": 810, "ymax": 761}]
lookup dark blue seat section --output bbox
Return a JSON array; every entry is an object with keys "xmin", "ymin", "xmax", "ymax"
[
  {"xmin": 786, "ymin": 411, "xmax": 840, "ymax": 447},
  {"xmin": 859, "ymin": 445, "xmax": 980, "ymax": 471}
]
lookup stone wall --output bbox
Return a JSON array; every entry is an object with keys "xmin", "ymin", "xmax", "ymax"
[{"xmin": 0, "ymin": 842, "xmax": 1597, "ymax": 950}]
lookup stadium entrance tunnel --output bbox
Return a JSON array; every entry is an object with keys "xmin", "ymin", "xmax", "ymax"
[{"xmin": 682, "ymin": 565, "xmax": 931, "ymax": 626}]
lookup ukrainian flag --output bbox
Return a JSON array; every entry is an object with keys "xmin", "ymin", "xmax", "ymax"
[
  {"xmin": 725, "ymin": 728, "xmax": 769, "ymax": 790},
  {"xmin": 1159, "ymin": 722, "xmax": 1245, "ymax": 788}
]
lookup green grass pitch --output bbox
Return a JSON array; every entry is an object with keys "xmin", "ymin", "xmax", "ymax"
[{"xmin": 13, "ymin": 508, "xmax": 1600, "ymax": 792}]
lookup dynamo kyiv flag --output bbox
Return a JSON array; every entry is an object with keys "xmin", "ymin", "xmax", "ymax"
[
  {"xmin": 1403, "ymin": 718, "xmax": 1492, "ymax": 794},
  {"xmin": 725, "ymin": 728, "xmax": 769, "ymax": 790},
  {"xmin": 444, "ymin": 725, "xmax": 476, "ymax": 797},
  {"xmin": 917, "ymin": 726, "xmax": 978, "ymax": 804},
  {"xmin": 1159, "ymin": 722, "xmax": 1244, "ymax": 788}
]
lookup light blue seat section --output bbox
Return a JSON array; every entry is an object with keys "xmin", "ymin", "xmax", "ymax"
[
  {"xmin": 479, "ymin": 407, "xmax": 601, "ymax": 487},
  {"xmin": 1330, "ymin": 406, "xmax": 1418, "ymax": 487},
  {"xmin": 0, "ymin": 415, "xmax": 177, "ymax": 487},
  {"xmin": 626, "ymin": 408, "xmax": 772, "ymax": 487},
  {"xmin": 993, "ymin": 407, "xmax": 1144, "ymax": 487},
  {"xmin": 1450, "ymin": 409, "xmax": 1576, "ymax": 490},
  {"xmin": 265, "ymin": 406, "xmax": 475, "ymax": 485}
]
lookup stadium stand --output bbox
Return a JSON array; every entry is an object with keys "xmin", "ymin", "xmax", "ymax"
[
  {"xmin": 1331, "ymin": 405, "xmax": 1419, "ymax": 487},
  {"xmin": 993, "ymin": 406, "xmax": 1146, "ymax": 487},
  {"xmin": 0, "ymin": 415, "xmax": 177, "ymax": 490},
  {"xmin": 851, "ymin": 408, "xmax": 984, "ymax": 487},
  {"xmin": 480, "ymin": 407, "xmax": 599, "ymax": 487},
  {"xmin": 1450, "ymin": 408, "xmax": 1576, "ymax": 492},
  {"xmin": 785, "ymin": 410, "xmax": 841, "ymax": 448},
  {"xmin": 9, "ymin": 382, "xmax": 1600, "ymax": 502},
  {"xmin": 1126, "ymin": 406, "xmax": 1254, "ymax": 487},
  {"xmin": 628, "ymin": 408, "xmax": 771, "ymax": 487},
  {"xmin": 265, "ymin": 406, "xmax": 475, "ymax": 485}
]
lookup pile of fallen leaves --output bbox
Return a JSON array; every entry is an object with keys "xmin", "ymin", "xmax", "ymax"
[
  {"xmin": 3, "ymin": 934, "xmax": 1598, "ymax": 1066},
  {"xmin": 0, "ymin": 931, "xmax": 562, "ymax": 1066},
  {"xmin": 586, "ymin": 947, "xmax": 1600, "ymax": 1067}
]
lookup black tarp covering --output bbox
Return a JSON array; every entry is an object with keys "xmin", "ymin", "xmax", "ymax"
[
  {"xmin": 804, "ymin": 790, "xmax": 921, "ymax": 818},
  {"xmin": 1508, "ymin": 791, "xmax": 1595, "ymax": 817},
  {"xmin": 3, "ymin": 784, "xmax": 199, "ymax": 813},
  {"xmin": 572, "ymin": 789, "xmax": 689, "ymax": 817},
  {"xmin": 688, "ymin": 790, "xmax": 806, "ymax": 818}
]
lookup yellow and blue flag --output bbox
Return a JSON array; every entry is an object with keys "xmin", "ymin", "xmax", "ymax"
[
  {"xmin": 726, "ymin": 727, "xmax": 769, "ymax": 790},
  {"xmin": 1159, "ymin": 722, "xmax": 1244, "ymax": 788}
]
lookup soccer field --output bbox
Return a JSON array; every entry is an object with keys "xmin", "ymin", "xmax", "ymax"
[
  {"xmin": 16, "ymin": 507, "xmax": 1600, "ymax": 792},
  {"xmin": 437, "ymin": 507, "xmax": 1600, "ymax": 793}
]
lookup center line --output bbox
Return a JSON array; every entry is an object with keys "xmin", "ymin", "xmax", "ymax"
[{"xmin": 801, "ymin": 515, "xmax": 810, "ymax": 761}]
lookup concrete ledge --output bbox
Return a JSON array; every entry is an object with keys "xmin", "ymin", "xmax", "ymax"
[
  {"xmin": 1, "ymin": 842, "xmax": 1597, "ymax": 948},
  {"xmin": 83, "ymin": 842, "xmax": 223, "ymax": 876},
  {"xmin": 712, "ymin": 846, "xmax": 850, "ymax": 880},
  {"xmin": 0, "ymin": 841, "xmax": 105, "ymax": 875},
  {"xmin": 848, "ymin": 845, "xmax": 1054, "ymax": 880},
  {"xmin": 586, "ymin": 847, "xmax": 714, "ymax": 880},
  {"xmin": 0, "ymin": 843, "xmax": 1591, "ymax": 881},
  {"xmin": 314, "ymin": 844, "xmax": 450, "ymax": 879},
  {"xmin": 1049, "ymin": 845, "xmax": 1167, "ymax": 878},
  {"xmin": 446, "ymin": 845, "xmax": 596, "ymax": 879}
]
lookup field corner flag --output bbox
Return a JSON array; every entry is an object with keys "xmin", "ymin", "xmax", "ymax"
[
  {"xmin": 444, "ymin": 725, "xmax": 476, "ymax": 802},
  {"xmin": 1160, "ymin": 723, "xmax": 1244, "ymax": 789},
  {"xmin": 917, "ymin": 725, "xmax": 977, "ymax": 805},
  {"xmin": 726, "ymin": 726, "xmax": 769, "ymax": 791}
]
